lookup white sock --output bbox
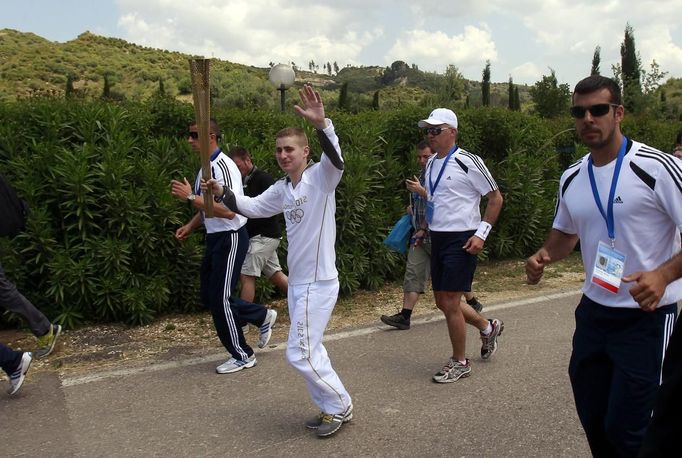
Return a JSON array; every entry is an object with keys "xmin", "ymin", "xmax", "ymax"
[{"xmin": 482, "ymin": 322, "xmax": 492, "ymax": 336}]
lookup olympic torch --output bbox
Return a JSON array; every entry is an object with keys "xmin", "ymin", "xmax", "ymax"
[{"xmin": 189, "ymin": 58, "xmax": 214, "ymax": 217}]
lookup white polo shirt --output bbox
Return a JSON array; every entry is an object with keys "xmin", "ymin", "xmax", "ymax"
[
  {"xmin": 232, "ymin": 121, "xmax": 343, "ymax": 285},
  {"xmin": 554, "ymin": 139, "xmax": 682, "ymax": 308},
  {"xmin": 194, "ymin": 149, "xmax": 247, "ymax": 233},
  {"xmin": 424, "ymin": 147, "xmax": 498, "ymax": 232}
]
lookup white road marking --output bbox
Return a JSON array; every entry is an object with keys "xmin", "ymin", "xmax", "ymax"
[{"xmin": 61, "ymin": 290, "xmax": 581, "ymax": 387}]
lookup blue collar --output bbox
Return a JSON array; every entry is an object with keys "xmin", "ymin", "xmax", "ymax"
[{"xmin": 210, "ymin": 148, "xmax": 221, "ymax": 161}]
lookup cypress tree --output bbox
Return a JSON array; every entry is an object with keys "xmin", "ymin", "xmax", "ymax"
[
  {"xmin": 482, "ymin": 60, "xmax": 491, "ymax": 106},
  {"xmin": 591, "ymin": 46, "xmax": 601, "ymax": 75},
  {"xmin": 621, "ymin": 23, "xmax": 642, "ymax": 112},
  {"xmin": 102, "ymin": 73, "xmax": 111, "ymax": 99},
  {"xmin": 338, "ymin": 82, "xmax": 349, "ymax": 110},
  {"xmin": 65, "ymin": 74, "xmax": 74, "ymax": 99}
]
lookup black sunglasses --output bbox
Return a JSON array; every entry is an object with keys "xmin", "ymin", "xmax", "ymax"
[
  {"xmin": 188, "ymin": 132, "xmax": 216, "ymax": 139},
  {"xmin": 569, "ymin": 103, "xmax": 619, "ymax": 119},
  {"xmin": 424, "ymin": 127, "xmax": 452, "ymax": 136}
]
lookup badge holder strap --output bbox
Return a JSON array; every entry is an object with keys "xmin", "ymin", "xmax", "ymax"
[{"xmin": 587, "ymin": 137, "xmax": 627, "ymax": 248}]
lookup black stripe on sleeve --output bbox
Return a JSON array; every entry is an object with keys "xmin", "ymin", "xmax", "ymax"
[
  {"xmin": 629, "ymin": 162, "xmax": 656, "ymax": 190},
  {"xmin": 216, "ymin": 158, "xmax": 232, "ymax": 189},
  {"xmin": 316, "ymin": 129, "xmax": 344, "ymax": 170},
  {"xmin": 635, "ymin": 149, "xmax": 682, "ymax": 194},
  {"xmin": 460, "ymin": 152, "xmax": 497, "ymax": 190},
  {"xmin": 561, "ymin": 168, "xmax": 580, "ymax": 197},
  {"xmin": 454, "ymin": 157, "xmax": 468, "ymax": 173}
]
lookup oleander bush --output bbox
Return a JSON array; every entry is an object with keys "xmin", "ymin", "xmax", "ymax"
[{"xmin": 1, "ymin": 97, "xmax": 679, "ymax": 327}]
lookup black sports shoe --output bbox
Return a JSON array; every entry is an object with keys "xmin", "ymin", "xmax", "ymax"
[
  {"xmin": 380, "ymin": 313, "xmax": 410, "ymax": 330},
  {"xmin": 466, "ymin": 297, "xmax": 484, "ymax": 313}
]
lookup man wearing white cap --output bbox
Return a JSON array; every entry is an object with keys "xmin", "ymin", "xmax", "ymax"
[{"xmin": 417, "ymin": 108, "xmax": 504, "ymax": 383}]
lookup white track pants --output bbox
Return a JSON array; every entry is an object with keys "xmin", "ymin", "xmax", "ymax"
[{"xmin": 286, "ymin": 278, "xmax": 352, "ymax": 415}]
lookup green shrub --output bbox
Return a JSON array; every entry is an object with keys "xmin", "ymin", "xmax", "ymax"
[{"xmin": 2, "ymin": 96, "xmax": 679, "ymax": 327}]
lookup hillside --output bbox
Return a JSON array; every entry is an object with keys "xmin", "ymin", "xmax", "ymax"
[
  {"xmin": 5, "ymin": 28, "xmax": 679, "ymax": 116},
  {"xmin": 0, "ymin": 28, "xmax": 538, "ymax": 111}
]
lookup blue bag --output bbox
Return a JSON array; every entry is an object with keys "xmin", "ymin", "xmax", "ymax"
[{"xmin": 383, "ymin": 214, "xmax": 412, "ymax": 254}]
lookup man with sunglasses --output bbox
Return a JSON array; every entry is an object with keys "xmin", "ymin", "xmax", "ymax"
[
  {"xmin": 380, "ymin": 140, "xmax": 485, "ymax": 331},
  {"xmin": 526, "ymin": 75, "xmax": 681, "ymax": 457},
  {"xmin": 417, "ymin": 108, "xmax": 504, "ymax": 383},
  {"xmin": 171, "ymin": 119, "xmax": 277, "ymax": 375}
]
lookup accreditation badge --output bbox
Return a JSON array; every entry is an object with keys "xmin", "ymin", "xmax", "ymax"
[
  {"xmin": 591, "ymin": 241, "xmax": 626, "ymax": 293},
  {"xmin": 425, "ymin": 199, "xmax": 434, "ymax": 225}
]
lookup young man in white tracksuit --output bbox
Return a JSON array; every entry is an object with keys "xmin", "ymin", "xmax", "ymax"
[{"xmin": 204, "ymin": 84, "xmax": 352, "ymax": 438}]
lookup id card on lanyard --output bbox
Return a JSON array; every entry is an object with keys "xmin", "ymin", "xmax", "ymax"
[
  {"xmin": 588, "ymin": 137, "xmax": 627, "ymax": 293},
  {"xmin": 426, "ymin": 145, "xmax": 458, "ymax": 225}
]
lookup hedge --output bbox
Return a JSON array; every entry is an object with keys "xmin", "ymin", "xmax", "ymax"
[{"xmin": 1, "ymin": 96, "xmax": 680, "ymax": 327}]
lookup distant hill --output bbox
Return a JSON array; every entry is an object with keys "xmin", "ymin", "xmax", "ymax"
[
  {"xmin": 0, "ymin": 29, "xmax": 539, "ymax": 111},
  {"xmin": 3, "ymin": 28, "xmax": 678, "ymax": 116}
]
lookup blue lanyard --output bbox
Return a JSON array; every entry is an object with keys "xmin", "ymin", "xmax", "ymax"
[
  {"xmin": 587, "ymin": 137, "xmax": 627, "ymax": 245},
  {"xmin": 428, "ymin": 145, "xmax": 458, "ymax": 196}
]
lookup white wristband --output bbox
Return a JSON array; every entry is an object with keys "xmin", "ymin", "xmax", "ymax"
[{"xmin": 474, "ymin": 221, "xmax": 492, "ymax": 241}]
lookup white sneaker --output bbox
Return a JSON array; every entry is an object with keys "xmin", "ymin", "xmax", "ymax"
[
  {"xmin": 216, "ymin": 354, "xmax": 257, "ymax": 374},
  {"xmin": 258, "ymin": 309, "xmax": 278, "ymax": 349},
  {"xmin": 8, "ymin": 352, "xmax": 33, "ymax": 395},
  {"xmin": 242, "ymin": 324, "xmax": 250, "ymax": 335}
]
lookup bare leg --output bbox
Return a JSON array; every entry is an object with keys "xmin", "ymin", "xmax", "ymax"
[
  {"xmin": 402, "ymin": 291, "xmax": 420, "ymax": 311},
  {"xmin": 268, "ymin": 271, "xmax": 289, "ymax": 295},
  {"xmin": 462, "ymin": 302, "xmax": 489, "ymax": 331},
  {"xmin": 239, "ymin": 274, "xmax": 257, "ymax": 303},
  {"xmin": 435, "ymin": 291, "xmax": 466, "ymax": 361}
]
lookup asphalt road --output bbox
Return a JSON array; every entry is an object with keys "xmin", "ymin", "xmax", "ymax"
[{"xmin": 1, "ymin": 290, "xmax": 591, "ymax": 457}]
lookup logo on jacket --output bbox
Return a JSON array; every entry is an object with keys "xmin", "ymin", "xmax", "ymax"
[
  {"xmin": 286, "ymin": 208, "xmax": 304, "ymax": 224},
  {"xmin": 613, "ymin": 196, "xmax": 623, "ymax": 204}
]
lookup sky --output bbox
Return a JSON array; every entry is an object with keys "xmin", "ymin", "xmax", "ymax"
[{"xmin": 3, "ymin": 0, "xmax": 682, "ymax": 87}]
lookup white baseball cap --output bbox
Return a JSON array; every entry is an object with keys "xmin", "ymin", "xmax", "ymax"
[{"xmin": 418, "ymin": 108, "xmax": 458, "ymax": 129}]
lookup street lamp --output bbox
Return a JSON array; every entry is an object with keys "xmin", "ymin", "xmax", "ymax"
[{"xmin": 268, "ymin": 64, "xmax": 295, "ymax": 112}]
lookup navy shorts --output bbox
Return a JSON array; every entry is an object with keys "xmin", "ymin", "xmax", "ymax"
[{"xmin": 430, "ymin": 230, "xmax": 477, "ymax": 292}]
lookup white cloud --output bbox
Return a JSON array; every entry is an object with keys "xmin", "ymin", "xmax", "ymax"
[
  {"xmin": 510, "ymin": 62, "xmax": 543, "ymax": 83},
  {"xmin": 386, "ymin": 26, "xmax": 497, "ymax": 73},
  {"xmin": 109, "ymin": 0, "xmax": 681, "ymax": 87},
  {"xmin": 116, "ymin": 0, "xmax": 382, "ymax": 68}
]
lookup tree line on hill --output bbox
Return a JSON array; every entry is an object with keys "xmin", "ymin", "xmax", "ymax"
[{"xmin": 1, "ymin": 23, "xmax": 679, "ymax": 119}]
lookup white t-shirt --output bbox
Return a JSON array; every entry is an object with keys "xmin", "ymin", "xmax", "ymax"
[
  {"xmin": 194, "ymin": 150, "xmax": 247, "ymax": 233},
  {"xmin": 554, "ymin": 139, "xmax": 682, "ymax": 308},
  {"xmin": 233, "ymin": 121, "xmax": 343, "ymax": 285},
  {"xmin": 424, "ymin": 147, "xmax": 498, "ymax": 232}
]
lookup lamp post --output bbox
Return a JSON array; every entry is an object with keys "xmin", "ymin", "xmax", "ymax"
[{"xmin": 268, "ymin": 64, "xmax": 295, "ymax": 112}]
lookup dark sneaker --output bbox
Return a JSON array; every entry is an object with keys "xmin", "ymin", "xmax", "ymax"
[
  {"xmin": 466, "ymin": 297, "xmax": 484, "ymax": 313},
  {"xmin": 258, "ymin": 309, "xmax": 277, "ymax": 349},
  {"xmin": 35, "ymin": 324, "xmax": 62, "ymax": 358},
  {"xmin": 380, "ymin": 313, "xmax": 410, "ymax": 330},
  {"xmin": 432, "ymin": 357, "xmax": 471, "ymax": 383},
  {"xmin": 480, "ymin": 319, "xmax": 504, "ymax": 360},
  {"xmin": 8, "ymin": 352, "xmax": 33, "ymax": 395},
  {"xmin": 311, "ymin": 404, "xmax": 354, "ymax": 437},
  {"xmin": 215, "ymin": 354, "xmax": 257, "ymax": 374}
]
